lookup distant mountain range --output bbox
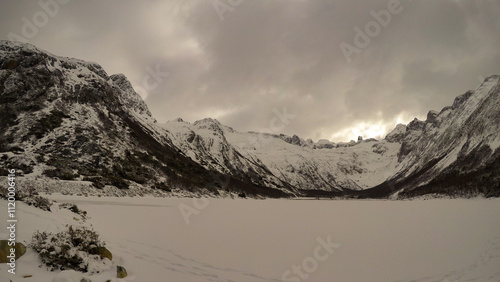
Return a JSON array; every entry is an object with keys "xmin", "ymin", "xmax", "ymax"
[{"xmin": 1, "ymin": 40, "xmax": 498, "ymax": 198}]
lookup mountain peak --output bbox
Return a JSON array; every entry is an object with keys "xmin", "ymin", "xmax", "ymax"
[
  {"xmin": 385, "ymin": 123, "xmax": 406, "ymax": 143},
  {"xmin": 0, "ymin": 40, "xmax": 41, "ymax": 54},
  {"xmin": 194, "ymin": 117, "xmax": 221, "ymax": 125},
  {"xmin": 484, "ymin": 74, "xmax": 500, "ymax": 82},
  {"xmin": 110, "ymin": 73, "xmax": 152, "ymax": 117},
  {"xmin": 170, "ymin": 117, "xmax": 187, "ymax": 123}
]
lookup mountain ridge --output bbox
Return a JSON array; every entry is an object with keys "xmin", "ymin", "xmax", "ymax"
[
  {"xmin": 0, "ymin": 40, "xmax": 498, "ymax": 198},
  {"xmin": 0, "ymin": 40, "xmax": 288, "ymax": 198}
]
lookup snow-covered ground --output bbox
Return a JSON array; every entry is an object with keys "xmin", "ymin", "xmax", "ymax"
[{"xmin": 1, "ymin": 196, "xmax": 500, "ymax": 282}]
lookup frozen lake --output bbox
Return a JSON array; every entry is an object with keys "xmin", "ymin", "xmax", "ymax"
[
  {"xmin": 2, "ymin": 196, "xmax": 500, "ymax": 281},
  {"xmin": 37, "ymin": 196, "xmax": 500, "ymax": 282}
]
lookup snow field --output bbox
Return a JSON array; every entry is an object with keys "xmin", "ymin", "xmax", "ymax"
[{"xmin": 1, "ymin": 196, "xmax": 500, "ymax": 281}]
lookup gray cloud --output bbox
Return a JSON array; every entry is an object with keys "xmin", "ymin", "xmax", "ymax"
[{"xmin": 1, "ymin": 0, "xmax": 499, "ymax": 141}]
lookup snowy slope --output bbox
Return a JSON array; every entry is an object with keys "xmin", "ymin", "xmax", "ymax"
[
  {"xmin": 386, "ymin": 75, "xmax": 500, "ymax": 198},
  {"xmin": 398, "ymin": 76, "xmax": 500, "ymax": 175},
  {"xmin": 0, "ymin": 40, "xmax": 172, "ymax": 190},
  {"xmin": 163, "ymin": 118, "xmax": 401, "ymax": 192},
  {"xmin": 0, "ymin": 40, "xmax": 287, "ymax": 198}
]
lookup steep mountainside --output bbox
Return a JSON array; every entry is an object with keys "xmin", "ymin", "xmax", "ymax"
[
  {"xmin": 0, "ymin": 40, "xmax": 287, "ymax": 198},
  {"xmin": 358, "ymin": 75, "xmax": 500, "ymax": 198}
]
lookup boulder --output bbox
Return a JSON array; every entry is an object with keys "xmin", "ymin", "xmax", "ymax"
[
  {"xmin": 0, "ymin": 240, "xmax": 26, "ymax": 263},
  {"xmin": 89, "ymin": 246, "xmax": 112, "ymax": 261},
  {"xmin": 117, "ymin": 265, "xmax": 127, "ymax": 278}
]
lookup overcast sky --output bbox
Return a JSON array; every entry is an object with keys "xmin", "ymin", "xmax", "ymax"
[{"xmin": 1, "ymin": 0, "xmax": 499, "ymax": 142}]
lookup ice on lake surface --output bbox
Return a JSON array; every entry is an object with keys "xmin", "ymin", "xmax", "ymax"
[{"xmin": 2, "ymin": 196, "xmax": 500, "ymax": 282}]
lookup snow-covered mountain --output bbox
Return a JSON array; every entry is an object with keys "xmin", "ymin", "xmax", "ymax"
[
  {"xmin": 162, "ymin": 76, "xmax": 500, "ymax": 198},
  {"xmin": 162, "ymin": 118, "xmax": 401, "ymax": 193},
  {"xmin": 368, "ymin": 75, "xmax": 500, "ymax": 198},
  {"xmin": 0, "ymin": 40, "xmax": 498, "ymax": 198},
  {"xmin": 0, "ymin": 40, "xmax": 287, "ymax": 198}
]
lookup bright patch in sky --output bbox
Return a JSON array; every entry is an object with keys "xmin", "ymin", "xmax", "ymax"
[
  {"xmin": 330, "ymin": 121, "xmax": 388, "ymax": 142},
  {"xmin": 329, "ymin": 111, "xmax": 424, "ymax": 142}
]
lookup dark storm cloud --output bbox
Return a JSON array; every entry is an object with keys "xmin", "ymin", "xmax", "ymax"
[{"xmin": 1, "ymin": 0, "xmax": 499, "ymax": 141}]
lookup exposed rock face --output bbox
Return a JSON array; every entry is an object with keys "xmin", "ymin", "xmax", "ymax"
[
  {"xmin": 109, "ymin": 73, "xmax": 152, "ymax": 117},
  {"xmin": 280, "ymin": 134, "xmax": 306, "ymax": 146},
  {"xmin": 314, "ymin": 139, "xmax": 335, "ymax": 149},
  {"xmin": 386, "ymin": 125, "xmax": 406, "ymax": 143},
  {"xmin": 426, "ymin": 110, "xmax": 439, "ymax": 124},
  {"xmin": 452, "ymin": 90, "xmax": 474, "ymax": 109},
  {"xmin": 398, "ymin": 119, "xmax": 425, "ymax": 162}
]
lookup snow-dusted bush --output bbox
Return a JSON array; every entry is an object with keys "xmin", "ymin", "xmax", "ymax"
[
  {"xmin": 30, "ymin": 226, "xmax": 111, "ymax": 273},
  {"xmin": 59, "ymin": 203, "xmax": 88, "ymax": 220},
  {"xmin": 0, "ymin": 182, "xmax": 53, "ymax": 211},
  {"xmin": 21, "ymin": 195, "xmax": 52, "ymax": 211}
]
